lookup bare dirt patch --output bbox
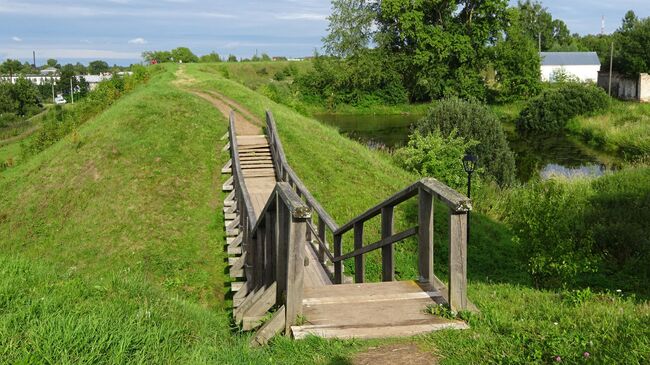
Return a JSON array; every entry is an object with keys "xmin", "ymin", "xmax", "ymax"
[{"xmin": 352, "ymin": 343, "xmax": 439, "ymax": 365}]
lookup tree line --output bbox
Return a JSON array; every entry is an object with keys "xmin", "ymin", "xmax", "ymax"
[
  {"xmin": 141, "ymin": 47, "xmax": 282, "ymax": 64},
  {"xmin": 300, "ymin": 0, "xmax": 650, "ymax": 106}
]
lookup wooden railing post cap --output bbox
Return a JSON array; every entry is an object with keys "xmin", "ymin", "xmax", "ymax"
[{"xmin": 419, "ymin": 178, "xmax": 472, "ymax": 213}]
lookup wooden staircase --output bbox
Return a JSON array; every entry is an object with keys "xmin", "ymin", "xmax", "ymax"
[
  {"xmin": 293, "ymin": 281, "xmax": 468, "ymax": 339},
  {"xmin": 222, "ymin": 111, "xmax": 475, "ymax": 345}
]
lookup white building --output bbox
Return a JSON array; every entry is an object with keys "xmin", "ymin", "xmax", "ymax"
[
  {"xmin": 0, "ymin": 74, "xmax": 112, "ymax": 90},
  {"xmin": 540, "ymin": 52, "xmax": 601, "ymax": 83}
]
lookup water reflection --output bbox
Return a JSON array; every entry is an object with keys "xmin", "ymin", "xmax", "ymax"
[{"xmin": 313, "ymin": 113, "xmax": 618, "ymax": 182}]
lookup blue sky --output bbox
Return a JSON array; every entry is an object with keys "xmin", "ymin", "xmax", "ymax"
[{"xmin": 1, "ymin": 0, "xmax": 648, "ymax": 66}]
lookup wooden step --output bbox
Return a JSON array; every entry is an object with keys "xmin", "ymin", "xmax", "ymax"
[{"xmin": 292, "ymin": 281, "xmax": 468, "ymax": 340}]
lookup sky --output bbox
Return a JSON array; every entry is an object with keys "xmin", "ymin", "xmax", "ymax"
[{"xmin": 1, "ymin": 0, "xmax": 648, "ymax": 66}]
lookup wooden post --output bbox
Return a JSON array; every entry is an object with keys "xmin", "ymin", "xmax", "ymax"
[
  {"xmin": 418, "ymin": 188, "xmax": 434, "ymax": 284},
  {"xmin": 264, "ymin": 211, "xmax": 276, "ymax": 288},
  {"xmin": 354, "ymin": 222, "xmax": 364, "ymax": 283},
  {"xmin": 283, "ymin": 211, "xmax": 307, "ymax": 334},
  {"xmin": 381, "ymin": 206, "xmax": 395, "ymax": 281},
  {"xmin": 255, "ymin": 227, "xmax": 265, "ymax": 289},
  {"xmin": 317, "ymin": 217, "xmax": 326, "ymax": 264},
  {"xmin": 276, "ymin": 199, "xmax": 289, "ymax": 303},
  {"xmin": 448, "ymin": 212, "xmax": 468, "ymax": 312},
  {"xmin": 334, "ymin": 234, "xmax": 342, "ymax": 284}
]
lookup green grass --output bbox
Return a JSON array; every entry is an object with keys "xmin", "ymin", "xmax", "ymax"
[
  {"xmin": 1, "ymin": 63, "xmax": 648, "ymax": 364},
  {"xmin": 567, "ymin": 100, "xmax": 650, "ymax": 157}
]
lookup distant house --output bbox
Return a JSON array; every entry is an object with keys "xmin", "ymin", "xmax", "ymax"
[
  {"xmin": 40, "ymin": 67, "xmax": 59, "ymax": 75},
  {"xmin": 540, "ymin": 52, "xmax": 601, "ymax": 83}
]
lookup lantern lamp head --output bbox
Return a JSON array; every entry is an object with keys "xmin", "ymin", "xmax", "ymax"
[{"xmin": 463, "ymin": 154, "xmax": 478, "ymax": 174}]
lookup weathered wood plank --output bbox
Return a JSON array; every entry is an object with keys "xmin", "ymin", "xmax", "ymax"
[
  {"xmin": 332, "ymin": 227, "xmax": 418, "ymax": 263},
  {"xmin": 333, "ymin": 234, "xmax": 342, "ymax": 284},
  {"xmin": 251, "ymin": 305, "xmax": 285, "ymax": 346},
  {"xmin": 353, "ymin": 222, "xmax": 365, "ymax": 283},
  {"xmin": 418, "ymin": 188, "xmax": 434, "ymax": 284},
  {"xmin": 448, "ymin": 212, "xmax": 468, "ymax": 312},
  {"xmin": 381, "ymin": 206, "xmax": 394, "ymax": 282}
]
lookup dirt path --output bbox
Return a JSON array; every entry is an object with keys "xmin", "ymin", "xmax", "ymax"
[{"xmin": 173, "ymin": 67, "xmax": 261, "ymax": 136}]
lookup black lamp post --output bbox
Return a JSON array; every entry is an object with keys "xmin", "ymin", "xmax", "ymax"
[{"xmin": 462, "ymin": 154, "xmax": 478, "ymax": 243}]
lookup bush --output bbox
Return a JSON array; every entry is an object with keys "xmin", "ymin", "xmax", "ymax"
[
  {"xmin": 414, "ymin": 98, "xmax": 516, "ymax": 186},
  {"xmin": 394, "ymin": 130, "xmax": 479, "ymax": 190},
  {"xmin": 517, "ymin": 83, "xmax": 610, "ymax": 132},
  {"xmin": 504, "ymin": 179, "xmax": 598, "ymax": 288},
  {"xmin": 295, "ymin": 51, "xmax": 408, "ymax": 108}
]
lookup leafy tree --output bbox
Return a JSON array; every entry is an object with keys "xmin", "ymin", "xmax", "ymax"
[
  {"xmin": 0, "ymin": 83, "xmax": 17, "ymax": 114},
  {"xmin": 493, "ymin": 8, "xmax": 542, "ymax": 100},
  {"xmin": 74, "ymin": 62, "xmax": 88, "ymax": 75},
  {"xmin": 261, "ymin": 53, "xmax": 272, "ymax": 62},
  {"xmin": 614, "ymin": 13, "xmax": 650, "ymax": 76},
  {"xmin": 11, "ymin": 77, "xmax": 40, "ymax": 115},
  {"xmin": 142, "ymin": 50, "xmax": 172, "ymax": 63},
  {"xmin": 323, "ymin": 0, "xmax": 375, "ymax": 57},
  {"xmin": 170, "ymin": 47, "xmax": 198, "ymax": 63},
  {"xmin": 517, "ymin": 0, "xmax": 571, "ymax": 51},
  {"xmin": 88, "ymin": 60, "xmax": 110, "ymax": 75},
  {"xmin": 227, "ymin": 55, "xmax": 238, "ymax": 62},
  {"xmin": 46, "ymin": 59, "xmax": 59, "ymax": 68},
  {"xmin": 1, "ymin": 59, "xmax": 23, "ymax": 79},
  {"xmin": 251, "ymin": 54, "xmax": 261, "ymax": 62},
  {"xmin": 199, "ymin": 52, "xmax": 222, "ymax": 63},
  {"xmin": 414, "ymin": 98, "xmax": 516, "ymax": 186}
]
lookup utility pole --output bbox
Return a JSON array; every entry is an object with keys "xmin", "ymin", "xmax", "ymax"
[
  {"xmin": 608, "ymin": 41, "xmax": 614, "ymax": 96},
  {"xmin": 538, "ymin": 33, "xmax": 542, "ymax": 53}
]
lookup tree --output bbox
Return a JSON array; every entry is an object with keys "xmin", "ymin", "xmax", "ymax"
[
  {"xmin": 142, "ymin": 50, "xmax": 172, "ymax": 63},
  {"xmin": 74, "ymin": 62, "xmax": 88, "ymax": 75},
  {"xmin": 494, "ymin": 8, "xmax": 542, "ymax": 100},
  {"xmin": 11, "ymin": 77, "xmax": 40, "ymax": 115},
  {"xmin": 199, "ymin": 52, "xmax": 222, "ymax": 63},
  {"xmin": 227, "ymin": 54, "xmax": 238, "ymax": 62},
  {"xmin": 1, "ymin": 59, "xmax": 23, "ymax": 79},
  {"xmin": 323, "ymin": 0, "xmax": 375, "ymax": 58},
  {"xmin": 170, "ymin": 47, "xmax": 198, "ymax": 63},
  {"xmin": 261, "ymin": 53, "xmax": 272, "ymax": 62},
  {"xmin": 88, "ymin": 60, "xmax": 110, "ymax": 75},
  {"xmin": 517, "ymin": 0, "xmax": 571, "ymax": 51},
  {"xmin": 0, "ymin": 83, "xmax": 17, "ymax": 114},
  {"xmin": 58, "ymin": 64, "xmax": 76, "ymax": 96},
  {"xmin": 46, "ymin": 59, "xmax": 59, "ymax": 68},
  {"xmin": 614, "ymin": 14, "xmax": 650, "ymax": 76}
]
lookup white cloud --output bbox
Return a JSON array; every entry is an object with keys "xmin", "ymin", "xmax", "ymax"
[
  {"xmin": 274, "ymin": 13, "xmax": 327, "ymax": 21},
  {"xmin": 128, "ymin": 37, "xmax": 147, "ymax": 45},
  {"xmin": 12, "ymin": 36, "xmax": 22, "ymax": 42}
]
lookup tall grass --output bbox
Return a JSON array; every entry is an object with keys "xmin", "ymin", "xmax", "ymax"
[{"xmin": 568, "ymin": 100, "xmax": 650, "ymax": 157}]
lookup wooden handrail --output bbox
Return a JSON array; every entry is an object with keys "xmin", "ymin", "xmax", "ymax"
[
  {"xmin": 229, "ymin": 111, "xmax": 257, "ymax": 227},
  {"xmin": 250, "ymin": 182, "xmax": 312, "ymax": 235},
  {"xmin": 266, "ymin": 111, "xmax": 339, "ymax": 232},
  {"xmin": 332, "ymin": 227, "xmax": 418, "ymax": 263}
]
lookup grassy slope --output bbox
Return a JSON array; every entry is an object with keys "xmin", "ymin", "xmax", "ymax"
[
  {"xmin": 185, "ymin": 63, "xmax": 650, "ymax": 364},
  {"xmin": 568, "ymin": 100, "xmax": 650, "ymax": 157},
  {"xmin": 0, "ymin": 65, "xmax": 360, "ymax": 364},
  {"xmin": 0, "ymin": 62, "xmax": 647, "ymax": 364}
]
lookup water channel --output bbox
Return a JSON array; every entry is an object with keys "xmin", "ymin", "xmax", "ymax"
[{"xmin": 314, "ymin": 113, "xmax": 618, "ymax": 182}]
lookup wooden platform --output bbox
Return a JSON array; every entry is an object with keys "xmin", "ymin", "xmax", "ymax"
[{"xmin": 291, "ymin": 281, "xmax": 468, "ymax": 339}]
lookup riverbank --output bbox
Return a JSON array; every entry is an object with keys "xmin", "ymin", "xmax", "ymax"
[{"xmin": 568, "ymin": 100, "xmax": 650, "ymax": 157}]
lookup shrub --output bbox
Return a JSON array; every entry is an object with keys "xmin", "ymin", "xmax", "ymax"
[
  {"xmin": 587, "ymin": 168, "xmax": 650, "ymax": 269},
  {"xmin": 414, "ymin": 98, "xmax": 516, "ymax": 186},
  {"xmin": 517, "ymin": 83, "xmax": 610, "ymax": 132},
  {"xmin": 394, "ymin": 130, "xmax": 479, "ymax": 191},
  {"xmin": 504, "ymin": 179, "xmax": 598, "ymax": 288}
]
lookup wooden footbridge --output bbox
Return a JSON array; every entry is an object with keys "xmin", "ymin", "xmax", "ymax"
[{"xmin": 222, "ymin": 111, "xmax": 474, "ymax": 345}]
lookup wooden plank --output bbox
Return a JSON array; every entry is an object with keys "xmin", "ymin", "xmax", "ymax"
[
  {"xmin": 231, "ymin": 281, "xmax": 244, "ymax": 292},
  {"xmin": 284, "ymin": 215, "xmax": 307, "ymax": 334},
  {"xmin": 448, "ymin": 212, "xmax": 468, "ymax": 312},
  {"xmin": 353, "ymin": 222, "xmax": 364, "ymax": 283},
  {"xmin": 418, "ymin": 188, "xmax": 434, "ymax": 284},
  {"xmin": 333, "ymin": 227, "xmax": 418, "ymax": 263},
  {"xmin": 251, "ymin": 305, "xmax": 286, "ymax": 346},
  {"xmin": 228, "ymin": 246, "xmax": 242, "ymax": 255},
  {"xmin": 222, "ymin": 176, "xmax": 234, "ymax": 191},
  {"xmin": 264, "ymin": 212, "xmax": 276, "ymax": 287},
  {"xmin": 317, "ymin": 217, "xmax": 327, "ymax": 264},
  {"xmin": 221, "ymin": 159, "xmax": 232, "ymax": 174},
  {"xmin": 242, "ymin": 283, "xmax": 277, "ymax": 330},
  {"xmin": 221, "ymin": 142, "xmax": 230, "ymax": 152},
  {"xmin": 333, "ymin": 234, "xmax": 342, "ymax": 284},
  {"xmin": 291, "ymin": 321, "xmax": 468, "ymax": 340},
  {"xmin": 241, "ymin": 164, "xmax": 275, "ymax": 169},
  {"xmin": 381, "ymin": 206, "xmax": 394, "ymax": 282}
]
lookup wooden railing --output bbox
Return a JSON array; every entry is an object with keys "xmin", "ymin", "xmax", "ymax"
[
  {"xmin": 264, "ymin": 112, "xmax": 472, "ymax": 311},
  {"xmin": 228, "ymin": 112, "xmax": 312, "ymax": 339}
]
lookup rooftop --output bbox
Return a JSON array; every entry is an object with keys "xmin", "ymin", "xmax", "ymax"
[{"xmin": 540, "ymin": 52, "xmax": 601, "ymax": 66}]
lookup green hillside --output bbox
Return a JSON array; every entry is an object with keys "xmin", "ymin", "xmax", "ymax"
[{"xmin": 0, "ymin": 64, "xmax": 647, "ymax": 364}]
